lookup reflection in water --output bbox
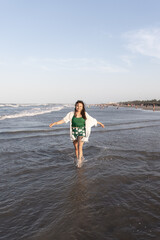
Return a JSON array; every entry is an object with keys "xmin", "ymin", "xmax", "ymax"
[
  {"xmin": 49, "ymin": 168, "xmax": 93, "ymax": 240},
  {"xmin": 62, "ymin": 168, "xmax": 93, "ymax": 239},
  {"xmin": 69, "ymin": 168, "xmax": 89, "ymax": 206}
]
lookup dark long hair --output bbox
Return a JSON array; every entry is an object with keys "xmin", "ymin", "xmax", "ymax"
[{"xmin": 74, "ymin": 100, "xmax": 86, "ymax": 120}]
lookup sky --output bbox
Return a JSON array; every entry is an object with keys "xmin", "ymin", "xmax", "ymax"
[{"xmin": 0, "ymin": 0, "xmax": 160, "ymax": 104}]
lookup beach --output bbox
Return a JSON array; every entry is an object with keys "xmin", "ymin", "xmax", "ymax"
[
  {"xmin": 93, "ymin": 104, "xmax": 160, "ymax": 112},
  {"xmin": 0, "ymin": 104, "xmax": 160, "ymax": 240},
  {"xmin": 119, "ymin": 104, "xmax": 160, "ymax": 112}
]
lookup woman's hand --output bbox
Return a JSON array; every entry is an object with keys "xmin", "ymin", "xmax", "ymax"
[
  {"xmin": 97, "ymin": 121, "xmax": 105, "ymax": 128},
  {"xmin": 49, "ymin": 123, "xmax": 55, "ymax": 128},
  {"xmin": 100, "ymin": 123, "xmax": 105, "ymax": 128}
]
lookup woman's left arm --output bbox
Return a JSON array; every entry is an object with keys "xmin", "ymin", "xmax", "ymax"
[{"xmin": 97, "ymin": 121, "xmax": 105, "ymax": 128}]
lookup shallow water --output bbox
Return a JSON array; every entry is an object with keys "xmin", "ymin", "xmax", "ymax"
[{"xmin": 0, "ymin": 104, "xmax": 160, "ymax": 240}]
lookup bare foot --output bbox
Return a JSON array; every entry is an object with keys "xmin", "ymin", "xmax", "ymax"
[
  {"xmin": 77, "ymin": 157, "xmax": 84, "ymax": 168},
  {"xmin": 77, "ymin": 160, "xmax": 82, "ymax": 168}
]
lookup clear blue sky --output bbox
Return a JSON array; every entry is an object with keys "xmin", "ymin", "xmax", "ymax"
[{"xmin": 0, "ymin": 0, "xmax": 160, "ymax": 103}]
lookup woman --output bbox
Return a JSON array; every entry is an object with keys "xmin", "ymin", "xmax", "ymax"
[{"xmin": 49, "ymin": 100, "xmax": 104, "ymax": 168}]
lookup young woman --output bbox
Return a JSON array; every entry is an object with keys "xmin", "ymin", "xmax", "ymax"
[{"xmin": 49, "ymin": 100, "xmax": 104, "ymax": 168}]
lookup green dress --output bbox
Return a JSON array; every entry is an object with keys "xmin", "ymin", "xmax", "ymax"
[{"xmin": 72, "ymin": 115, "xmax": 86, "ymax": 138}]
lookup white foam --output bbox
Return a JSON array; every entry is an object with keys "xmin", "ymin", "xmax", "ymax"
[
  {"xmin": 0, "ymin": 103, "xmax": 50, "ymax": 108},
  {"xmin": 0, "ymin": 106, "xmax": 64, "ymax": 121},
  {"xmin": 0, "ymin": 104, "xmax": 20, "ymax": 108}
]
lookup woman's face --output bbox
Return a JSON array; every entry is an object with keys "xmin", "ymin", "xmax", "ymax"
[{"xmin": 75, "ymin": 103, "xmax": 83, "ymax": 112}]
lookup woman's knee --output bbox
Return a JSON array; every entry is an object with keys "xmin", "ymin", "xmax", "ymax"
[
  {"xmin": 75, "ymin": 145, "xmax": 78, "ymax": 151},
  {"xmin": 73, "ymin": 141, "xmax": 78, "ymax": 150},
  {"xmin": 78, "ymin": 142, "xmax": 84, "ymax": 150}
]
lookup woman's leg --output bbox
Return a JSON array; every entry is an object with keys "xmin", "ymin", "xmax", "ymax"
[
  {"xmin": 77, "ymin": 137, "xmax": 84, "ymax": 167},
  {"xmin": 73, "ymin": 140, "xmax": 78, "ymax": 159}
]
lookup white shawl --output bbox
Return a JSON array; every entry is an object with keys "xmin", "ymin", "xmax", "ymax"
[{"xmin": 63, "ymin": 111, "xmax": 97, "ymax": 142}]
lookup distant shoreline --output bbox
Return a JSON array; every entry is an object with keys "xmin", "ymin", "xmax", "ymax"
[
  {"xmin": 89, "ymin": 104, "xmax": 160, "ymax": 111},
  {"xmin": 119, "ymin": 104, "xmax": 160, "ymax": 111}
]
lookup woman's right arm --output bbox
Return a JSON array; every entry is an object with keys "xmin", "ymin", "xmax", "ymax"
[
  {"xmin": 49, "ymin": 111, "xmax": 73, "ymax": 128},
  {"xmin": 49, "ymin": 119, "xmax": 65, "ymax": 128}
]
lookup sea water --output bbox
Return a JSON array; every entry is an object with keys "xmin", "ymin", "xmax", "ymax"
[{"xmin": 0, "ymin": 104, "xmax": 160, "ymax": 240}]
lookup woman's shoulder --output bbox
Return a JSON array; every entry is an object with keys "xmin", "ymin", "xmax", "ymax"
[
  {"xmin": 85, "ymin": 112, "xmax": 97, "ymax": 120},
  {"xmin": 63, "ymin": 111, "xmax": 74, "ymax": 123},
  {"xmin": 67, "ymin": 111, "xmax": 74, "ymax": 117}
]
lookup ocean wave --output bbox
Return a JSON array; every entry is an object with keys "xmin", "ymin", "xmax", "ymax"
[
  {"xmin": 0, "ymin": 132, "xmax": 68, "ymax": 141},
  {"xmin": 0, "ymin": 104, "xmax": 20, "ymax": 108},
  {"xmin": 0, "ymin": 103, "xmax": 58, "ymax": 108},
  {"xmin": 93, "ymin": 124, "xmax": 160, "ymax": 134},
  {"xmin": 0, "ymin": 127, "xmax": 69, "ymax": 135},
  {"xmin": 0, "ymin": 106, "xmax": 64, "ymax": 121}
]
